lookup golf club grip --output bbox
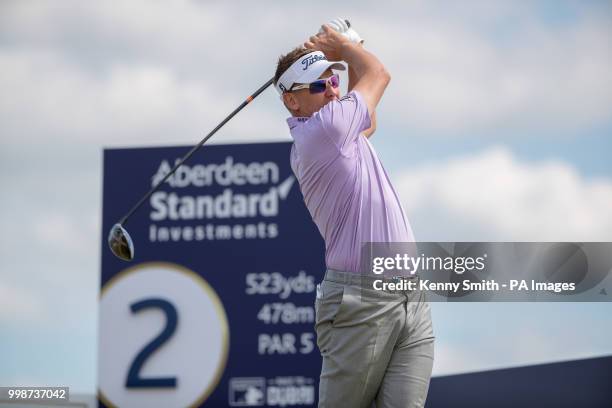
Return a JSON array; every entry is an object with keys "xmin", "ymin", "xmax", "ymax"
[{"xmin": 118, "ymin": 77, "xmax": 275, "ymax": 225}]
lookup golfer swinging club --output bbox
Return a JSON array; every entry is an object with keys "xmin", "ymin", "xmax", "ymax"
[{"xmin": 273, "ymin": 19, "xmax": 435, "ymax": 407}]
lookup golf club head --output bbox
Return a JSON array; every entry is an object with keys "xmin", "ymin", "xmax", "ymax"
[{"xmin": 108, "ymin": 223, "xmax": 134, "ymax": 261}]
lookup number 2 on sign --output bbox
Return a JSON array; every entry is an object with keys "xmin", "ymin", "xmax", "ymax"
[{"xmin": 126, "ymin": 298, "xmax": 178, "ymax": 388}]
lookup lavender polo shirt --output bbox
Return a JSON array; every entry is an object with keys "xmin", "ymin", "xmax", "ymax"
[{"xmin": 287, "ymin": 90, "xmax": 415, "ymax": 273}]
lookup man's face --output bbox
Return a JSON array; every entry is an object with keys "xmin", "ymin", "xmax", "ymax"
[{"xmin": 283, "ymin": 69, "xmax": 341, "ymax": 117}]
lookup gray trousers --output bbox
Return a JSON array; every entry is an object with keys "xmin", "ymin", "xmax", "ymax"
[{"xmin": 315, "ymin": 269, "xmax": 435, "ymax": 408}]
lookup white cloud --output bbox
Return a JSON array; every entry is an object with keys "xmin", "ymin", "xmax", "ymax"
[
  {"xmin": 396, "ymin": 147, "xmax": 612, "ymax": 241},
  {"xmin": 1, "ymin": 1, "xmax": 611, "ymax": 149},
  {"xmin": 0, "ymin": 49, "xmax": 287, "ymax": 147},
  {"xmin": 430, "ymin": 302, "xmax": 612, "ymax": 377},
  {"xmin": 0, "ymin": 283, "xmax": 47, "ymax": 324},
  {"xmin": 372, "ymin": 14, "xmax": 612, "ymax": 133},
  {"xmin": 32, "ymin": 212, "xmax": 97, "ymax": 255}
]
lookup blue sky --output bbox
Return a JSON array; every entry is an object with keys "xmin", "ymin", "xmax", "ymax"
[
  {"xmin": 1, "ymin": 0, "xmax": 611, "ymax": 394},
  {"xmin": 376, "ymin": 129, "xmax": 612, "ymax": 178}
]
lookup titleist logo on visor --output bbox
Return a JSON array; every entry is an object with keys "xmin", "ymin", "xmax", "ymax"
[{"xmin": 301, "ymin": 54, "xmax": 327, "ymax": 70}]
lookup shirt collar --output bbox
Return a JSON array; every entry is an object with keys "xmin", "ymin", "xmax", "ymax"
[{"xmin": 286, "ymin": 116, "xmax": 309, "ymax": 130}]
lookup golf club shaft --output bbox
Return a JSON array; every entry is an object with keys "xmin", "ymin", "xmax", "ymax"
[{"xmin": 118, "ymin": 77, "xmax": 275, "ymax": 226}]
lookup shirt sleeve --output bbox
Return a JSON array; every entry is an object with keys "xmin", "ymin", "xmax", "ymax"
[{"xmin": 317, "ymin": 90, "xmax": 371, "ymax": 156}]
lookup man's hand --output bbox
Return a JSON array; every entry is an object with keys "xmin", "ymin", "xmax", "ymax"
[
  {"xmin": 325, "ymin": 18, "xmax": 364, "ymax": 45},
  {"xmin": 304, "ymin": 24, "xmax": 350, "ymax": 61}
]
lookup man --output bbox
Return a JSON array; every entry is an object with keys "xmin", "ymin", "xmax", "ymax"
[{"xmin": 274, "ymin": 20, "xmax": 434, "ymax": 408}]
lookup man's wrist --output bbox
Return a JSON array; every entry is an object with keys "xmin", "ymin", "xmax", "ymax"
[{"xmin": 339, "ymin": 41, "xmax": 359, "ymax": 62}]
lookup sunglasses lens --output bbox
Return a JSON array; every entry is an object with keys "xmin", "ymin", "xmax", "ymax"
[
  {"xmin": 309, "ymin": 80, "xmax": 327, "ymax": 94},
  {"xmin": 308, "ymin": 75, "xmax": 340, "ymax": 94},
  {"xmin": 329, "ymin": 75, "xmax": 339, "ymax": 88}
]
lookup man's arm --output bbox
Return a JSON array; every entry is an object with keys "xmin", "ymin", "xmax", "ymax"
[
  {"xmin": 307, "ymin": 25, "xmax": 390, "ymax": 123},
  {"xmin": 348, "ymin": 64, "xmax": 377, "ymax": 138}
]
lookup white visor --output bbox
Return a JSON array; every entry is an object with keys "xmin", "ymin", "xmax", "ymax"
[{"xmin": 275, "ymin": 51, "xmax": 345, "ymax": 95}]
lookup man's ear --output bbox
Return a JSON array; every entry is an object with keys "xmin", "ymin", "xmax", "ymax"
[{"xmin": 282, "ymin": 92, "xmax": 299, "ymax": 111}]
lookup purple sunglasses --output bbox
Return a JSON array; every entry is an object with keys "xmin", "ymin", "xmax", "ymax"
[{"xmin": 290, "ymin": 74, "xmax": 340, "ymax": 94}]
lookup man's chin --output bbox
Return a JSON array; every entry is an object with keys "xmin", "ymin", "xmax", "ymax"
[
  {"xmin": 310, "ymin": 97, "xmax": 339, "ymax": 115},
  {"xmin": 323, "ymin": 97, "xmax": 338, "ymax": 106}
]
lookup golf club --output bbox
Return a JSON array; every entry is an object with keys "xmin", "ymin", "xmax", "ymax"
[{"xmin": 108, "ymin": 77, "xmax": 275, "ymax": 261}]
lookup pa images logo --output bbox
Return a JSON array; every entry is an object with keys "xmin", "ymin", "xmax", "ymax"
[{"xmin": 229, "ymin": 378, "xmax": 265, "ymax": 406}]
